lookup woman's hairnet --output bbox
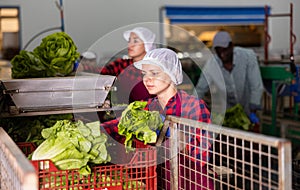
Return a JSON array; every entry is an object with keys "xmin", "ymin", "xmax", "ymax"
[
  {"xmin": 134, "ymin": 48, "xmax": 183, "ymax": 85},
  {"xmin": 123, "ymin": 27, "xmax": 156, "ymax": 52}
]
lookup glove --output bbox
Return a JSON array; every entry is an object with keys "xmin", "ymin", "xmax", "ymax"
[
  {"xmin": 73, "ymin": 60, "xmax": 80, "ymax": 72},
  {"xmin": 249, "ymin": 112, "xmax": 259, "ymax": 124}
]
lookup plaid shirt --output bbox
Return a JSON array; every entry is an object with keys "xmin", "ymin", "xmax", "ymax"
[
  {"xmin": 146, "ymin": 90, "xmax": 210, "ymax": 122},
  {"xmin": 81, "ymin": 64, "xmax": 102, "ymax": 74},
  {"xmin": 146, "ymin": 90, "xmax": 211, "ymax": 166},
  {"xmin": 101, "ymin": 90, "xmax": 211, "ymax": 166},
  {"xmin": 83, "ymin": 58, "xmax": 150, "ymax": 103},
  {"xmin": 81, "ymin": 58, "xmax": 139, "ymax": 78},
  {"xmin": 100, "ymin": 58, "xmax": 142, "ymax": 80},
  {"xmin": 103, "ymin": 58, "xmax": 150, "ymax": 103}
]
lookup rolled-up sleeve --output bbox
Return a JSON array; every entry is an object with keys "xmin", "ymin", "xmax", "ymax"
[{"xmin": 100, "ymin": 118, "xmax": 125, "ymax": 143}]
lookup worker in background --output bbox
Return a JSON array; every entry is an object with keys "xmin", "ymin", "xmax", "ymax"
[
  {"xmin": 102, "ymin": 27, "xmax": 157, "ymax": 104},
  {"xmin": 77, "ymin": 27, "xmax": 156, "ymax": 121},
  {"xmin": 196, "ymin": 31, "xmax": 263, "ymax": 129},
  {"xmin": 101, "ymin": 48, "xmax": 213, "ymax": 189},
  {"xmin": 78, "ymin": 27, "xmax": 156, "ymax": 104}
]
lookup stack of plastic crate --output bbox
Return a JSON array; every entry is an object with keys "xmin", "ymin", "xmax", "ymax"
[{"xmin": 17, "ymin": 139, "xmax": 157, "ymax": 190}]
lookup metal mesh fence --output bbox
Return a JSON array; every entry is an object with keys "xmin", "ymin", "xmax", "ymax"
[
  {"xmin": 280, "ymin": 119, "xmax": 300, "ymax": 190},
  {"xmin": 0, "ymin": 115, "xmax": 294, "ymax": 190},
  {"xmin": 156, "ymin": 116, "xmax": 292, "ymax": 190},
  {"xmin": 0, "ymin": 127, "xmax": 38, "ymax": 190}
]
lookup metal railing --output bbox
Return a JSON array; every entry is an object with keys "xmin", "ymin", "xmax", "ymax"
[
  {"xmin": 156, "ymin": 116, "xmax": 292, "ymax": 190},
  {"xmin": 0, "ymin": 115, "xmax": 293, "ymax": 190},
  {"xmin": 0, "ymin": 127, "xmax": 38, "ymax": 190}
]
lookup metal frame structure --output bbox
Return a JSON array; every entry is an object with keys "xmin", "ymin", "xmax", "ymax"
[
  {"xmin": 157, "ymin": 116, "xmax": 292, "ymax": 189},
  {"xmin": 264, "ymin": 3, "xmax": 296, "ymax": 64},
  {"xmin": 0, "ymin": 128, "xmax": 37, "ymax": 190},
  {"xmin": 262, "ymin": 3, "xmax": 298, "ymax": 136},
  {"xmin": 0, "ymin": 75, "xmax": 126, "ymax": 117}
]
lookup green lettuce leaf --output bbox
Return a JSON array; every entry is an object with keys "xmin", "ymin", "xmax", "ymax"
[
  {"xmin": 11, "ymin": 50, "xmax": 50, "ymax": 79},
  {"xmin": 11, "ymin": 32, "xmax": 79, "ymax": 78},
  {"xmin": 223, "ymin": 104, "xmax": 252, "ymax": 131},
  {"xmin": 33, "ymin": 31, "xmax": 80, "ymax": 76},
  {"xmin": 118, "ymin": 101, "xmax": 163, "ymax": 151},
  {"xmin": 31, "ymin": 120, "xmax": 110, "ymax": 175}
]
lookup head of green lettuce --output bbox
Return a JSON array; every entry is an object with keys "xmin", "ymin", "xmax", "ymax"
[{"xmin": 11, "ymin": 32, "xmax": 80, "ymax": 78}]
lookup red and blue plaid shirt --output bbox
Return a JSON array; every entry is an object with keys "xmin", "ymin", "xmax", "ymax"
[
  {"xmin": 146, "ymin": 90, "xmax": 211, "ymax": 166},
  {"xmin": 82, "ymin": 58, "xmax": 143, "ymax": 82},
  {"xmin": 101, "ymin": 58, "xmax": 140, "ymax": 79},
  {"xmin": 82, "ymin": 58, "xmax": 150, "ymax": 103},
  {"xmin": 101, "ymin": 90, "xmax": 211, "ymax": 165},
  {"xmin": 102, "ymin": 58, "xmax": 151, "ymax": 103},
  {"xmin": 146, "ymin": 90, "xmax": 210, "ymax": 122}
]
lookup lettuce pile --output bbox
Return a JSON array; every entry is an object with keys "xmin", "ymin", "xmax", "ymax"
[
  {"xmin": 11, "ymin": 32, "xmax": 80, "ymax": 78},
  {"xmin": 222, "ymin": 104, "xmax": 252, "ymax": 131},
  {"xmin": 1, "ymin": 114, "xmax": 73, "ymax": 145},
  {"xmin": 118, "ymin": 101, "xmax": 163, "ymax": 151},
  {"xmin": 10, "ymin": 50, "xmax": 49, "ymax": 78},
  {"xmin": 31, "ymin": 120, "xmax": 111, "ymax": 175}
]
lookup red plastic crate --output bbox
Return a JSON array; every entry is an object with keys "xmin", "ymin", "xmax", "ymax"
[
  {"xmin": 18, "ymin": 140, "xmax": 157, "ymax": 190},
  {"xmin": 16, "ymin": 142, "xmax": 36, "ymax": 157}
]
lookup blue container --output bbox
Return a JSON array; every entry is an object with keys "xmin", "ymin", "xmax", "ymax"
[{"xmin": 290, "ymin": 66, "xmax": 300, "ymax": 103}]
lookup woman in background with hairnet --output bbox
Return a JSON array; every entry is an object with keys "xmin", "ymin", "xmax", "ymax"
[
  {"xmin": 101, "ymin": 27, "xmax": 157, "ymax": 104},
  {"xmin": 79, "ymin": 27, "xmax": 156, "ymax": 121},
  {"xmin": 101, "ymin": 48, "xmax": 214, "ymax": 189},
  {"xmin": 79, "ymin": 27, "xmax": 156, "ymax": 104}
]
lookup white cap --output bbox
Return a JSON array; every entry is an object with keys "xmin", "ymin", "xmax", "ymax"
[
  {"xmin": 123, "ymin": 27, "xmax": 156, "ymax": 52},
  {"xmin": 212, "ymin": 31, "xmax": 232, "ymax": 48},
  {"xmin": 81, "ymin": 51, "xmax": 96, "ymax": 59},
  {"xmin": 134, "ymin": 48, "xmax": 183, "ymax": 85}
]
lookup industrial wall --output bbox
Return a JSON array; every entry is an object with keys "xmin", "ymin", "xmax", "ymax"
[{"xmin": 1, "ymin": 0, "xmax": 299, "ymax": 57}]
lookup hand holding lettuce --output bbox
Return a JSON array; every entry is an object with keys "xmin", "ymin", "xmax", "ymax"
[
  {"xmin": 118, "ymin": 101, "xmax": 163, "ymax": 151},
  {"xmin": 11, "ymin": 32, "xmax": 80, "ymax": 78},
  {"xmin": 222, "ymin": 104, "xmax": 252, "ymax": 131}
]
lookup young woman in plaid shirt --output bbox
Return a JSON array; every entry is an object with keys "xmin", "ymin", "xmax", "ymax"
[{"xmin": 102, "ymin": 48, "xmax": 214, "ymax": 189}]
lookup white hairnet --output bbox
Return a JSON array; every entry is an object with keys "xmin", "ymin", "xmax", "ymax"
[
  {"xmin": 134, "ymin": 48, "xmax": 183, "ymax": 85},
  {"xmin": 123, "ymin": 27, "xmax": 156, "ymax": 52}
]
